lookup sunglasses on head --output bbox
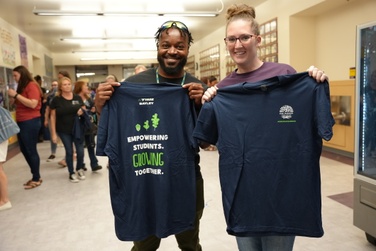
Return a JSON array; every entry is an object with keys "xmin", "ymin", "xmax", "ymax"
[{"xmin": 160, "ymin": 21, "xmax": 189, "ymax": 31}]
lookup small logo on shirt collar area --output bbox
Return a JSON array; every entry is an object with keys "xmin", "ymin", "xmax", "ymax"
[
  {"xmin": 138, "ymin": 98, "xmax": 154, "ymax": 105},
  {"xmin": 278, "ymin": 105, "xmax": 296, "ymax": 123}
]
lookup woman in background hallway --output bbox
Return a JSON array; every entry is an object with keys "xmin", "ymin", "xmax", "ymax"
[
  {"xmin": 134, "ymin": 65, "xmax": 147, "ymax": 75},
  {"xmin": 34, "ymin": 75, "xmax": 47, "ymax": 143},
  {"xmin": 44, "ymin": 80, "xmax": 59, "ymax": 162},
  {"xmin": 73, "ymin": 80, "xmax": 102, "ymax": 172},
  {"xmin": 56, "ymin": 70, "xmax": 72, "ymax": 167},
  {"xmin": 8, "ymin": 65, "xmax": 43, "ymax": 189},
  {"xmin": 49, "ymin": 77, "xmax": 86, "ymax": 183}
]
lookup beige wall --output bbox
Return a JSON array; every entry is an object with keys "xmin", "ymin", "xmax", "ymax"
[
  {"xmin": 0, "ymin": 18, "xmax": 52, "ymax": 76},
  {"xmin": 1, "ymin": 0, "xmax": 376, "ymax": 82},
  {"xmin": 190, "ymin": 0, "xmax": 376, "ymax": 81},
  {"xmin": 314, "ymin": 0, "xmax": 376, "ymax": 80}
]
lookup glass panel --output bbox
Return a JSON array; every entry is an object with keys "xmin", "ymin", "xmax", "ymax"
[
  {"xmin": 357, "ymin": 22, "xmax": 376, "ymax": 179},
  {"xmin": 331, "ymin": 96, "xmax": 351, "ymax": 126}
]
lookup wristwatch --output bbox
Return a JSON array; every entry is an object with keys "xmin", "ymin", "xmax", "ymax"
[{"xmin": 14, "ymin": 93, "xmax": 19, "ymax": 99}]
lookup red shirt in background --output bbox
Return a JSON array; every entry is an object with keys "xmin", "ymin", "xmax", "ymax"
[{"xmin": 15, "ymin": 82, "xmax": 41, "ymax": 122}]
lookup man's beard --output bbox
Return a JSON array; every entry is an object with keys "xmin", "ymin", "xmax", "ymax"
[{"xmin": 157, "ymin": 55, "xmax": 187, "ymax": 76}]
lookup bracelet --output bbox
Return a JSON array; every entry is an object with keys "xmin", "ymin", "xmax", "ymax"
[{"xmin": 14, "ymin": 93, "xmax": 19, "ymax": 99}]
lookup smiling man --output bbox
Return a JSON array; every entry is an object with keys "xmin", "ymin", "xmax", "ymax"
[{"xmin": 95, "ymin": 21, "xmax": 206, "ymax": 251}]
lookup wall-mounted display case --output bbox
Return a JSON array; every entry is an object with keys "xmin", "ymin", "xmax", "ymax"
[
  {"xmin": 225, "ymin": 54, "xmax": 236, "ymax": 76},
  {"xmin": 331, "ymin": 95, "xmax": 351, "ymax": 126},
  {"xmin": 354, "ymin": 20, "xmax": 376, "ymax": 246},
  {"xmin": 186, "ymin": 55, "xmax": 196, "ymax": 76},
  {"xmin": 199, "ymin": 45, "xmax": 220, "ymax": 81},
  {"xmin": 323, "ymin": 80, "xmax": 355, "ymax": 154},
  {"xmin": 258, "ymin": 18, "xmax": 278, "ymax": 63}
]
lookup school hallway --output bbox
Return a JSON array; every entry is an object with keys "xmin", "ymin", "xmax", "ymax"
[{"xmin": 0, "ymin": 141, "xmax": 375, "ymax": 251}]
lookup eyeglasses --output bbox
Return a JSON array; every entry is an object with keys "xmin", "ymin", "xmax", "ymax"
[
  {"xmin": 160, "ymin": 21, "xmax": 189, "ymax": 31},
  {"xmin": 224, "ymin": 34, "xmax": 256, "ymax": 44}
]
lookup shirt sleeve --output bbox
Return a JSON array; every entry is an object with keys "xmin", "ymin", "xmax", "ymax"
[
  {"xmin": 96, "ymin": 103, "xmax": 109, "ymax": 156},
  {"xmin": 193, "ymin": 101, "xmax": 219, "ymax": 145},
  {"xmin": 315, "ymin": 81, "xmax": 335, "ymax": 141}
]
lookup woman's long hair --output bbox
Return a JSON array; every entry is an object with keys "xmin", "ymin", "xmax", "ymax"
[{"xmin": 13, "ymin": 65, "xmax": 43, "ymax": 96}]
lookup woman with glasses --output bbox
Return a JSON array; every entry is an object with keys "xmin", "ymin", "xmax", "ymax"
[{"xmin": 199, "ymin": 4, "xmax": 329, "ymax": 251}]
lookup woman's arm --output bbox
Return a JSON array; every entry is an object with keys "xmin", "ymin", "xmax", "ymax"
[{"xmin": 50, "ymin": 109, "xmax": 57, "ymax": 144}]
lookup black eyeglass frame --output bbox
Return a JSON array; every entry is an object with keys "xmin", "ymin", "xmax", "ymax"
[{"xmin": 224, "ymin": 34, "xmax": 257, "ymax": 44}]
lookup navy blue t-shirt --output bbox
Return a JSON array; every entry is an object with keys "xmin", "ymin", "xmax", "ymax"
[
  {"xmin": 96, "ymin": 82, "xmax": 198, "ymax": 241},
  {"xmin": 193, "ymin": 72, "xmax": 335, "ymax": 237}
]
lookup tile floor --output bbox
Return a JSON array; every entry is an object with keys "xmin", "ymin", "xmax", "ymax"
[{"xmin": 0, "ymin": 142, "xmax": 375, "ymax": 251}]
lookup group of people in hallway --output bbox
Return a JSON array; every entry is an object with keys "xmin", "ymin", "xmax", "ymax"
[
  {"xmin": 0, "ymin": 67, "xmax": 103, "ymax": 210},
  {"xmin": 1, "ymin": 3, "xmax": 333, "ymax": 251}
]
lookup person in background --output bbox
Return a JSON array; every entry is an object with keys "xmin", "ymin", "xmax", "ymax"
[
  {"xmin": 200, "ymin": 76, "xmax": 218, "ymax": 87},
  {"xmin": 200, "ymin": 76, "xmax": 208, "ymax": 86},
  {"xmin": 95, "ymin": 20, "xmax": 205, "ymax": 251},
  {"xmin": 105, "ymin": 74, "xmax": 118, "ymax": 84},
  {"xmin": 44, "ymin": 80, "xmax": 58, "ymax": 162},
  {"xmin": 58, "ymin": 70, "xmax": 71, "ymax": 80},
  {"xmin": 73, "ymin": 80, "xmax": 102, "ymax": 172},
  {"xmin": 207, "ymin": 75, "xmax": 218, "ymax": 87},
  {"xmin": 34, "ymin": 75, "xmax": 47, "ymax": 143},
  {"xmin": 199, "ymin": 4, "xmax": 329, "ymax": 251},
  {"xmin": 8, "ymin": 65, "xmax": 43, "ymax": 189},
  {"xmin": 134, "ymin": 64, "xmax": 147, "ymax": 74},
  {"xmin": 0, "ymin": 140, "xmax": 11, "ymax": 211},
  {"xmin": 49, "ymin": 77, "xmax": 86, "ymax": 183},
  {"xmin": 90, "ymin": 86, "xmax": 96, "ymax": 101},
  {"xmin": 56, "ymin": 71, "xmax": 72, "ymax": 168}
]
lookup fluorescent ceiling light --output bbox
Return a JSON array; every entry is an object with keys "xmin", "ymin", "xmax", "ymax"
[
  {"xmin": 80, "ymin": 58, "xmax": 107, "ymax": 61},
  {"xmin": 33, "ymin": 9, "xmax": 219, "ymax": 17},
  {"xmin": 72, "ymin": 49, "xmax": 155, "ymax": 53},
  {"xmin": 61, "ymin": 37, "xmax": 154, "ymax": 41},
  {"xmin": 80, "ymin": 55, "xmax": 156, "ymax": 61},
  {"xmin": 76, "ymin": 72, "xmax": 95, "ymax": 77}
]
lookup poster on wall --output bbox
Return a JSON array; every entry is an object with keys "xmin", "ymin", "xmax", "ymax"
[
  {"xmin": 44, "ymin": 54, "xmax": 53, "ymax": 77},
  {"xmin": 19, "ymin": 34, "xmax": 28, "ymax": 68},
  {"xmin": 0, "ymin": 28, "xmax": 16, "ymax": 66}
]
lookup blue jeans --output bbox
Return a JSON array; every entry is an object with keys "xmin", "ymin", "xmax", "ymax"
[
  {"xmin": 58, "ymin": 132, "xmax": 84, "ymax": 175},
  {"xmin": 84, "ymin": 133, "xmax": 98, "ymax": 169},
  {"xmin": 47, "ymin": 122, "xmax": 57, "ymax": 154},
  {"xmin": 236, "ymin": 235, "xmax": 295, "ymax": 251},
  {"xmin": 17, "ymin": 117, "xmax": 41, "ymax": 181}
]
